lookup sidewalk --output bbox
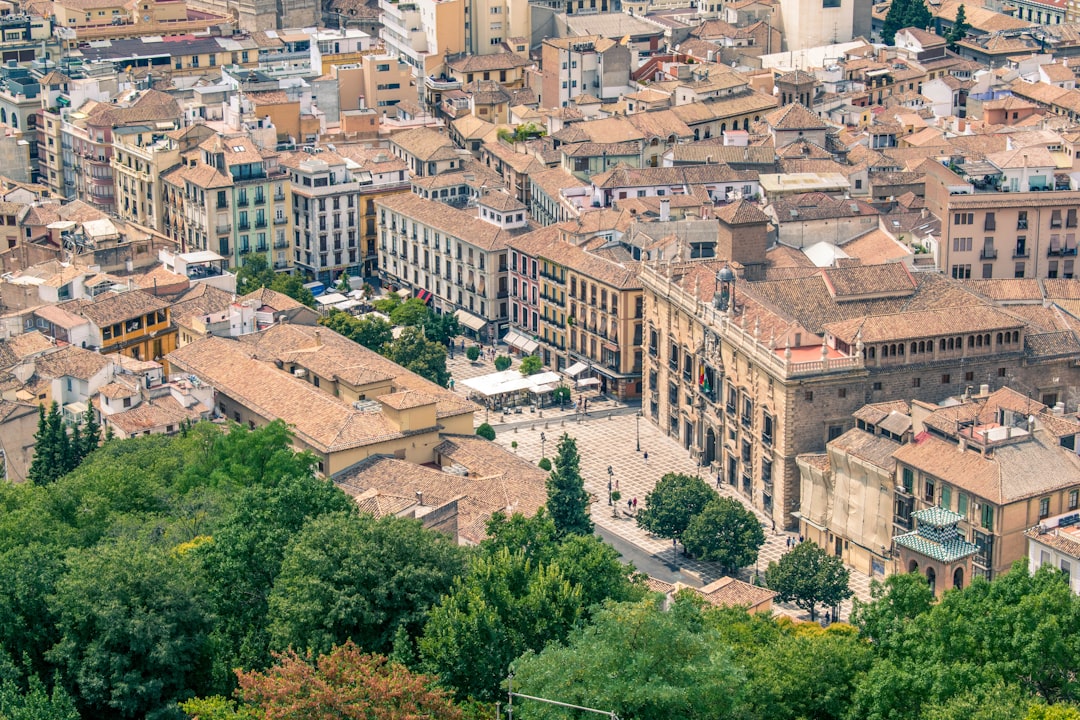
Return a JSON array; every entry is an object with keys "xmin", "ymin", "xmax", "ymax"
[{"xmin": 447, "ymin": 338, "xmax": 872, "ymax": 621}]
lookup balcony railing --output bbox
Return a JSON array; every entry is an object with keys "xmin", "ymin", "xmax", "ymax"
[
  {"xmin": 274, "ymin": 216, "xmax": 287, "ymax": 224},
  {"xmin": 980, "ymin": 248, "xmax": 997, "ymax": 260}
]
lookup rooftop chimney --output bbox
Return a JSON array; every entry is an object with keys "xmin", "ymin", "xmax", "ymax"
[{"xmin": 660, "ymin": 198, "xmax": 670, "ymax": 222}]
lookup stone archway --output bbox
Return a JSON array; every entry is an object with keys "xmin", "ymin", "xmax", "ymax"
[
  {"xmin": 953, "ymin": 566, "xmax": 964, "ymax": 590},
  {"xmin": 908, "ymin": 559, "xmax": 919, "ymax": 573},
  {"xmin": 926, "ymin": 567, "xmax": 937, "ymax": 595}
]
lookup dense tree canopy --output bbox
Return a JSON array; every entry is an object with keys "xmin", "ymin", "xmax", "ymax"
[
  {"xmin": 636, "ymin": 473, "xmax": 717, "ymax": 547},
  {"xmin": 881, "ymin": 0, "xmax": 932, "ymax": 44},
  {"xmin": 318, "ymin": 309, "xmax": 393, "ymax": 351},
  {"xmin": 682, "ymin": 496, "xmax": 766, "ymax": 573},
  {"xmin": 234, "ymin": 256, "xmax": 315, "ymax": 307},
  {"xmin": 382, "ymin": 327, "xmax": 450, "ymax": 387},
  {"xmin": 766, "ymin": 542, "xmax": 852, "ymax": 620}
]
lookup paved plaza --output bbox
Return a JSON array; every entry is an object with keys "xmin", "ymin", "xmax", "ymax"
[{"xmin": 445, "ymin": 343, "xmax": 873, "ymax": 622}]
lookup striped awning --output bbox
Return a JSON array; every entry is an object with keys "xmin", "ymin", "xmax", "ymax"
[{"xmin": 416, "ymin": 288, "xmax": 433, "ymax": 304}]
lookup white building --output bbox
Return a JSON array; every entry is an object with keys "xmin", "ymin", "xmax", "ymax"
[{"xmin": 1027, "ymin": 511, "xmax": 1080, "ymax": 594}]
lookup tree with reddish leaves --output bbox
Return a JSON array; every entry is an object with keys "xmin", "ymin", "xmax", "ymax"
[{"xmin": 234, "ymin": 641, "xmax": 465, "ymax": 720}]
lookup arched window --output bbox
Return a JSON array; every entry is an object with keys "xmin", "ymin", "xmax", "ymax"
[
  {"xmin": 868, "ymin": 346, "xmax": 876, "ymax": 359},
  {"xmin": 910, "ymin": 342, "xmax": 918, "ymax": 354},
  {"xmin": 940, "ymin": 339, "xmax": 947, "ymax": 351},
  {"xmin": 720, "ymin": 123, "xmax": 727, "ymax": 132},
  {"xmin": 976, "ymin": 335, "xmax": 983, "ymax": 347},
  {"xmin": 997, "ymin": 332, "xmax": 1003, "ymax": 345},
  {"xmin": 1013, "ymin": 331, "xmax": 1020, "ymax": 342},
  {"xmin": 969, "ymin": 335, "xmax": 976, "ymax": 348},
  {"xmin": 984, "ymin": 334, "xmax": 991, "ymax": 346},
  {"xmin": 898, "ymin": 343, "xmax": 904, "ymax": 355}
]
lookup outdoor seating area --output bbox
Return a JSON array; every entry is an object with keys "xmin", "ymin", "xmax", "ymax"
[{"xmin": 459, "ymin": 369, "xmax": 562, "ymax": 411}]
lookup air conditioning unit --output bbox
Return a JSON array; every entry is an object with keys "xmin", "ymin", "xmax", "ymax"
[{"xmin": 293, "ymin": 368, "xmax": 307, "ymax": 378}]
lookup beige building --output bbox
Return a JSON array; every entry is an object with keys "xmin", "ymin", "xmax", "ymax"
[
  {"xmin": 167, "ymin": 324, "xmax": 477, "ymax": 475},
  {"xmin": 926, "ymin": 161, "xmax": 1080, "ymax": 280},
  {"xmin": 112, "ymin": 125, "xmax": 214, "ymax": 233},
  {"xmin": 380, "ymin": 0, "xmax": 466, "ymax": 75},
  {"xmin": 642, "ymin": 257, "xmax": 1080, "ymax": 530}
]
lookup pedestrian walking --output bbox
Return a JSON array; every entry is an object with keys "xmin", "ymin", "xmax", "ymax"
[
  {"xmin": 632, "ymin": 497, "xmax": 638, "ymax": 509},
  {"xmin": 627, "ymin": 498, "xmax": 633, "ymax": 511},
  {"xmin": 583, "ymin": 398, "xmax": 588, "ymax": 413},
  {"xmin": 799, "ymin": 535, "xmax": 804, "ymax": 543},
  {"xmin": 615, "ymin": 478, "xmax": 619, "ymax": 490},
  {"xmin": 643, "ymin": 451, "xmax": 649, "ymax": 464}
]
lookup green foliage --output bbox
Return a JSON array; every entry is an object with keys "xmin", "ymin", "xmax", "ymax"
[
  {"xmin": 389, "ymin": 297, "xmax": 430, "ymax": 328},
  {"xmin": 419, "ymin": 548, "xmax": 583, "ymax": 702},
  {"xmin": 382, "ymin": 327, "xmax": 449, "ymax": 387},
  {"xmin": 545, "ymin": 434, "xmax": 592, "ymax": 537},
  {"xmin": 850, "ymin": 571, "xmax": 934, "ymax": 652},
  {"xmin": 551, "ymin": 385, "xmax": 571, "ymax": 406},
  {"xmin": 519, "ymin": 355, "xmax": 542, "ymax": 376},
  {"xmin": 267, "ymin": 512, "xmax": 467, "ymax": 658},
  {"xmin": 881, "ymin": 0, "xmax": 932, "ymax": 44},
  {"xmin": 537, "ymin": 457, "xmax": 551, "ymax": 471},
  {"xmin": 512, "ymin": 596, "xmax": 745, "ymax": 720},
  {"xmin": 483, "ymin": 510, "xmax": 559, "ymax": 564},
  {"xmin": 335, "ymin": 272, "xmax": 352, "ymax": 294},
  {"xmin": 766, "ymin": 542, "xmax": 852, "ymax": 620},
  {"xmin": 318, "ymin": 309, "xmax": 393, "ymax": 351},
  {"xmin": 944, "ymin": 3, "xmax": 969, "ymax": 48},
  {"xmin": 28, "ymin": 403, "xmax": 72, "ymax": 485},
  {"xmin": 0, "ymin": 673, "xmax": 80, "ymax": 720},
  {"xmin": 494, "ymin": 355, "xmax": 512, "ymax": 371},
  {"xmin": 466, "ymin": 345, "xmax": 481, "ymax": 362},
  {"xmin": 636, "ymin": 473, "xmax": 717, "ymax": 544},
  {"xmin": 475, "ymin": 423, "xmax": 496, "ymax": 441},
  {"xmin": 234, "ymin": 255, "xmax": 315, "ymax": 307},
  {"xmin": 47, "ymin": 537, "xmax": 212, "ymax": 719},
  {"xmin": 682, "ymin": 496, "xmax": 765, "ymax": 573}
]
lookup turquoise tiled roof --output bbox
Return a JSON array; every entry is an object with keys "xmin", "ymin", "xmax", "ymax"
[
  {"xmin": 912, "ymin": 505, "xmax": 965, "ymax": 528},
  {"xmin": 894, "ymin": 531, "xmax": 977, "ymax": 563}
]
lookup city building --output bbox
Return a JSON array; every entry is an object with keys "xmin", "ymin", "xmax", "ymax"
[
  {"xmin": 641, "ymin": 257, "xmax": 1080, "ymax": 531},
  {"xmin": 376, "ymin": 188, "xmax": 527, "ymax": 341},
  {"xmin": 64, "ymin": 289, "xmax": 174, "ymax": 363},
  {"xmin": 161, "ymin": 132, "xmax": 291, "ymax": 272},
  {"xmin": 539, "ymin": 35, "xmax": 635, "ymax": 107},
  {"xmin": 1027, "ymin": 512, "xmax": 1080, "ymax": 594},
  {"xmin": 333, "ymin": 143, "xmax": 411, "ymax": 277},
  {"xmin": 166, "ymin": 323, "xmax": 477, "ymax": 474},
  {"xmin": 380, "ymin": 0, "xmax": 466, "ymax": 75},
  {"xmin": 280, "ymin": 150, "xmax": 364, "ymax": 285},
  {"xmin": 184, "ymin": 0, "xmax": 318, "ymax": 31}
]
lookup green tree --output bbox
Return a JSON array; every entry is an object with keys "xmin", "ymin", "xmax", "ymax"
[
  {"xmin": 382, "ymin": 327, "xmax": 449, "ymax": 387},
  {"xmin": 766, "ymin": 542, "xmax": 852, "ymax": 620},
  {"xmin": 475, "ymin": 423, "xmax": 496, "ymax": 440},
  {"xmin": 537, "ymin": 457, "xmax": 551, "ymax": 471},
  {"xmin": 47, "ymin": 538, "xmax": 211, "ymax": 719},
  {"xmin": 636, "ymin": 473, "xmax": 717, "ymax": 550},
  {"xmin": 512, "ymin": 596, "xmax": 745, "ymax": 720},
  {"xmin": 267, "ymin": 511, "xmax": 467, "ymax": 658},
  {"xmin": 269, "ymin": 274, "xmax": 316, "ymax": 307},
  {"xmin": 545, "ymin": 434, "xmax": 592, "ymax": 537},
  {"xmin": 682, "ymin": 497, "xmax": 765, "ymax": 573},
  {"xmin": 372, "ymin": 294, "xmax": 401, "ymax": 315},
  {"xmin": 335, "ymin": 272, "xmax": 352, "ymax": 294},
  {"xmin": 0, "ymin": 543, "xmax": 63, "ymax": 678},
  {"xmin": 881, "ymin": 0, "xmax": 932, "ymax": 44},
  {"xmin": 318, "ymin": 309, "xmax": 393, "ymax": 351},
  {"xmin": 419, "ymin": 548, "xmax": 583, "ymax": 702},
  {"xmin": 222, "ymin": 642, "xmax": 466, "ymax": 720},
  {"xmin": 0, "ymin": 674, "xmax": 81, "ymax": 720},
  {"xmin": 423, "ymin": 311, "xmax": 460, "ymax": 346},
  {"xmin": 944, "ymin": 4, "xmax": 969, "ymax": 48},
  {"xmin": 80, "ymin": 404, "xmax": 101, "ymax": 460},
  {"xmin": 466, "ymin": 345, "xmax": 481, "ymax": 362},
  {"xmin": 551, "ymin": 385, "xmax": 571, "ymax": 407},
  {"xmin": 389, "ymin": 297, "xmax": 430, "ymax": 328},
  {"xmin": 494, "ymin": 355, "xmax": 512, "ymax": 371},
  {"xmin": 519, "ymin": 355, "xmax": 542, "ymax": 375},
  {"xmin": 850, "ymin": 571, "xmax": 934, "ymax": 652},
  {"xmin": 234, "ymin": 254, "xmax": 275, "ymax": 296},
  {"xmin": 195, "ymin": 472, "xmax": 354, "ymax": 681}
]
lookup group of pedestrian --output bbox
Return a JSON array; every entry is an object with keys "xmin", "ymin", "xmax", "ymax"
[
  {"xmin": 785, "ymin": 535, "xmax": 805, "ymax": 548},
  {"xmin": 626, "ymin": 497, "xmax": 638, "ymax": 511}
]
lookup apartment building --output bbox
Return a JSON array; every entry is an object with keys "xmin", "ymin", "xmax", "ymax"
[
  {"xmin": 380, "ymin": 0, "xmax": 466, "ymax": 75},
  {"xmin": 376, "ymin": 189, "xmax": 524, "ymax": 341},
  {"xmin": 641, "ymin": 257, "xmax": 1080, "ymax": 530},
  {"xmin": 280, "ymin": 151, "xmax": 364, "ymax": 286},
  {"xmin": 112, "ymin": 125, "xmax": 215, "ymax": 233},
  {"xmin": 61, "ymin": 90, "xmax": 181, "ymax": 214},
  {"xmin": 63, "ymin": 289, "xmax": 174, "ymax": 362},
  {"xmin": 161, "ymin": 133, "xmax": 290, "ymax": 271},
  {"xmin": 333, "ymin": 144, "xmax": 411, "ymax": 278},
  {"xmin": 539, "ymin": 36, "xmax": 635, "ymax": 107},
  {"xmin": 926, "ymin": 160, "xmax": 1080, "ymax": 280},
  {"xmin": 506, "ymin": 219, "xmax": 644, "ymax": 398}
]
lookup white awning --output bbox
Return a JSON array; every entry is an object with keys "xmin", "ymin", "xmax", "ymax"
[
  {"xmin": 395, "ymin": 288, "xmax": 411, "ymax": 298},
  {"xmin": 315, "ymin": 292, "xmax": 348, "ymax": 306},
  {"xmin": 460, "ymin": 369, "xmax": 561, "ymax": 397},
  {"xmin": 564, "ymin": 361, "xmax": 588, "ymax": 377},
  {"xmin": 454, "ymin": 309, "xmax": 487, "ymax": 331},
  {"xmin": 575, "ymin": 377, "xmax": 600, "ymax": 388},
  {"xmin": 503, "ymin": 330, "xmax": 540, "ymax": 354}
]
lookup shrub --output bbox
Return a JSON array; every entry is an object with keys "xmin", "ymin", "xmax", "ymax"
[
  {"xmin": 475, "ymin": 423, "xmax": 496, "ymax": 440},
  {"xmin": 494, "ymin": 355, "xmax": 512, "ymax": 371},
  {"xmin": 538, "ymin": 458, "xmax": 552, "ymax": 471},
  {"xmin": 520, "ymin": 355, "xmax": 542, "ymax": 375},
  {"xmin": 466, "ymin": 346, "xmax": 481, "ymax": 362}
]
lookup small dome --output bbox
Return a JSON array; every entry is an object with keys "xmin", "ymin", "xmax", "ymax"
[{"xmin": 717, "ymin": 266, "xmax": 735, "ymax": 283}]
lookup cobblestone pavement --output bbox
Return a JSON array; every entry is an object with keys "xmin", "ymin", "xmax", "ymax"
[{"xmin": 445, "ymin": 341, "xmax": 873, "ymax": 622}]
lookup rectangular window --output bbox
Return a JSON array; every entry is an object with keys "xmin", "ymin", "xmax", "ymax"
[
  {"xmin": 804, "ymin": 390, "xmax": 814, "ymax": 401},
  {"xmin": 924, "ymin": 477, "xmax": 935, "ymax": 503},
  {"xmin": 958, "ymin": 492, "xmax": 968, "ymax": 516},
  {"xmin": 942, "ymin": 374, "xmax": 951, "ymax": 384},
  {"xmin": 1069, "ymin": 489, "xmax": 1078, "ymax": 510},
  {"xmin": 941, "ymin": 485, "xmax": 952, "ymax": 510},
  {"xmin": 1040, "ymin": 497, "xmax": 1050, "ymax": 519},
  {"xmin": 1062, "ymin": 560, "xmax": 1072, "ymax": 584},
  {"xmin": 981, "ymin": 504, "xmax": 994, "ymax": 531},
  {"xmin": 913, "ymin": 377, "xmax": 921, "ymax": 388},
  {"xmin": 902, "ymin": 467, "xmax": 914, "ymax": 493}
]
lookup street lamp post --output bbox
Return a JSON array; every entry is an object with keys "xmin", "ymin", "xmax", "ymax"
[
  {"xmin": 607, "ymin": 465, "xmax": 614, "ymax": 505},
  {"xmin": 636, "ymin": 411, "xmax": 642, "ymax": 452},
  {"xmin": 540, "ymin": 432, "xmax": 546, "ymax": 461}
]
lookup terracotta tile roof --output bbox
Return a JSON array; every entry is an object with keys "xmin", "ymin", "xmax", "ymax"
[
  {"xmin": 829, "ymin": 428, "xmax": 900, "ymax": 472},
  {"xmin": 390, "ymin": 127, "xmax": 458, "ymax": 162},
  {"xmin": 98, "ymin": 380, "xmax": 138, "ymax": 399},
  {"xmin": 696, "ymin": 576, "xmax": 777, "ymax": 608},
  {"xmin": 766, "ymin": 244, "xmax": 816, "ymax": 269},
  {"xmin": 3, "ymin": 331, "xmax": 55, "ymax": 364},
  {"xmin": 715, "ymin": 199, "xmax": 769, "ymax": 225},
  {"xmin": 35, "ymin": 345, "xmax": 112, "ymax": 381},
  {"xmin": 893, "ymin": 430, "xmax": 1080, "ymax": 505},
  {"xmin": 106, "ymin": 395, "xmax": 207, "ymax": 436},
  {"xmin": 74, "ymin": 290, "xmax": 169, "ymax": 328},
  {"xmin": 1042, "ymin": 279, "xmax": 1080, "ymax": 300},
  {"xmin": 962, "ymin": 279, "xmax": 1044, "ymax": 302},
  {"xmin": 446, "ymin": 51, "xmax": 533, "ymax": 72},
  {"xmin": 478, "ymin": 189, "xmax": 526, "ymax": 213},
  {"xmin": 797, "ymin": 452, "xmax": 831, "ymax": 472},
  {"xmin": 765, "ymin": 103, "xmax": 830, "ymax": 131},
  {"xmin": 164, "ymin": 162, "xmax": 232, "ymax": 190},
  {"xmin": 334, "ymin": 434, "xmax": 547, "ymax": 544},
  {"xmin": 772, "ymin": 193, "xmax": 879, "ymax": 223},
  {"xmin": 377, "ymin": 191, "xmax": 517, "ymax": 252},
  {"xmin": 853, "ymin": 399, "xmax": 911, "ymax": 425},
  {"xmin": 1025, "ymin": 330, "xmax": 1080, "ymax": 359},
  {"xmin": 170, "ymin": 284, "xmax": 235, "ymax": 327},
  {"xmin": 33, "ymin": 304, "xmax": 91, "ymax": 331},
  {"xmin": 1026, "ymin": 526, "xmax": 1080, "ymax": 559},
  {"xmin": 825, "ymin": 305, "xmax": 1023, "ymax": 344},
  {"xmin": 840, "ymin": 229, "xmax": 912, "ymax": 264},
  {"xmin": 240, "ymin": 286, "xmax": 308, "ymax": 312},
  {"xmin": 822, "ymin": 262, "xmax": 914, "ymax": 298}
]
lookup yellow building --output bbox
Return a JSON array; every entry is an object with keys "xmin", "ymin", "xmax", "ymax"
[
  {"xmin": 167, "ymin": 324, "xmax": 478, "ymax": 475},
  {"xmin": 72, "ymin": 289, "xmax": 175, "ymax": 363}
]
